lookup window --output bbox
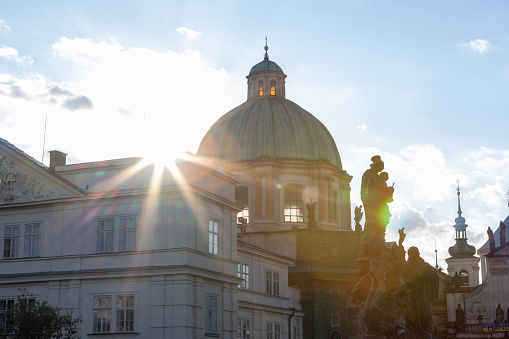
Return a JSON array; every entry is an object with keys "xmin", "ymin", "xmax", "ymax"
[
  {"xmin": 3, "ymin": 225, "xmax": 20, "ymax": 258},
  {"xmin": 207, "ymin": 295, "xmax": 218, "ymax": 334},
  {"xmin": 238, "ymin": 318, "xmax": 250, "ymax": 339},
  {"xmin": 24, "ymin": 223, "xmax": 41, "ymax": 257},
  {"xmin": 93, "ymin": 294, "xmax": 135, "ymax": 333},
  {"xmin": 266, "ymin": 322, "xmax": 281, "ymax": 339},
  {"xmin": 270, "ymin": 80, "xmax": 276, "ymax": 96},
  {"xmin": 96, "ymin": 218, "xmax": 114, "ymax": 253},
  {"xmin": 238, "ymin": 263, "xmax": 250, "ymax": 289},
  {"xmin": 236, "ymin": 186, "xmax": 249, "ymax": 225},
  {"xmin": 292, "ymin": 325, "xmax": 297, "ymax": 339},
  {"xmin": 284, "ymin": 185, "xmax": 304, "ymax": 222},
  {"xmin": 0, "ymin": 299, "xmax": 14, "ymax": 334},
  {"xmin": 265, "ymin": 269, "xmax": 280, "ymax": 296},
  {"xmin": 208, "ymin": 220, "xmax": 218, "ymax": 255},
  {"xmin": 258, "ymin": 81, "xmax": 264, "ymax": 96},
  {"xmin": 459, "ymin": 270, "xmax": 469, "ymax": 286},
  {"xmin": 119, "ymin": 216, "xmax": 137, "ymax": 251},
  {"xmin": 96, "ymin": 215, "xmax": 138, "ymax": 253},
  {"xmin": 116, "ymin": 295, "xmax": 135, "ymax": 332},
  {"xmin": 330, "ymin": 330, "xmax": 342, "ymax": 339}
]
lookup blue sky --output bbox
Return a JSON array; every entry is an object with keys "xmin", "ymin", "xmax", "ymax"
[{"xmin": 1, "ymin": 1, "xmax": 509, "ymax": 271}]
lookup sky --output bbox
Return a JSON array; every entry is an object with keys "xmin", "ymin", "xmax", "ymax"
[{"xmin": 1, "ymin": 0, "xmax": 509, "ymax": 272}]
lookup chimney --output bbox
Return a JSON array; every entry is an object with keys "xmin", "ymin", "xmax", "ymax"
[{"xmin": 49, "ymin": 150, "xmax": 67, "ymax": 172}]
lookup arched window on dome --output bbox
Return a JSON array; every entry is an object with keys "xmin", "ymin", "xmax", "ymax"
[
  {"xmin": 284, "ymin": 185, "xmax": 304, "ymax": 223},
  {"xmin": 459, "ymin": 270, "xmax": 469, "ymax": 286},
  {"xmin": 235, "ymin": 186, "xmax": 249, "ymax": 226},
  {"xmin": 258, "ymin": 80, "xmax": 264, "ymax": 96},
  {"xmin": 270, "ymin": 80, "xmax": 276, "ymax": 96}
]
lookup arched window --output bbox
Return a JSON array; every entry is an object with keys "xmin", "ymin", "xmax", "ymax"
[
  {"xmin": 459, "ymin": 270, "xmax": 469, "ymax": 286},
  {"xmin": 284, "ymin": 185, "xmax": 303, "ymax": 222},
  {"xmin": 330, "ymin": 331, "xmax": 341, "ymax": 339},
  {"xmin": 235, "ymin": 186, "xmax": 249, "ymax": 225},
  {"xmin": 270, "ymin": 80, "xmax": 276, "ymax": 95},
  {"xmin": 258, "ymin": 80, "xmax": 264, "ymax": 96}
]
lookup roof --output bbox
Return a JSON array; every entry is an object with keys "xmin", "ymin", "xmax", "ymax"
[
  {"xmin": 249, "ymin": 59, "xmax": 283, "ymax": 74},
  {"xmin": 197, "ymin": 96, "xmax": 343, "ymax": 169},
  {"xmin": 0, "ymin": 137, "xmax": 47, "ymax": 169}
]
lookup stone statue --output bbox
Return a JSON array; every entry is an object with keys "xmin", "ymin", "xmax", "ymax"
[
  {"xmin": 456, "ymin": 304, "xmax": 465, "ymax": 332},
  {"xmin": 354, "ymin": 205, "xmax": 363, "ymax": 232},
  {"xmin": 496, "ymin": 303, "xmax": 504, "ymax": 323},
  {"xmin": 398, "ymin": 227, "xmax": 406, "ymax": 248},
  {"xmin": 500, "ymin": 221, "xmax": 506, "ymax": 246},
  {"xmin": 487, "ymin": 226, "xmax": 495, "ymax": 252},
  {"xmin": 306, "ymin": 201, "xmax": 317, "ymax": 228},
  {"xmin": 401, "ymin": 246, "xmax": 439, "ymax": 338},
  {"xmin": 360, "ymin": 155, "xmax": 394, "ymax": 241}
]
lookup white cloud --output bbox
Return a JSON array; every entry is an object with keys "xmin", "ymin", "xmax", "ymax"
[
  {"xmin": 0, "ymin": 19, "xmax": 10, "ymax": 32},
  {"xmin": 0, "ymin": 45, "xmax": 33, "ymax": 65},
  {"xmin": 176, "ymin": 27, "xmax": 202, "ymax": 40},
  {"xmin": 1, "ymin": 37, "xmax": 240, "ymax": 164},
  {"xmin": 456, "ymin": 39, "xmax": 490, "ymax": 53},
  {"xmin": 357, "ymin": 124, "xmax": 366, "ymax": 131}
]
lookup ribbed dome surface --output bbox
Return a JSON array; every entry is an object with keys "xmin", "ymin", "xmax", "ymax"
[
  {"xmin": 197, "ymin": 96, "xmax": 343, "ymax": 169},
  {"xmin": 249, "ymin": 59, "xmax": 283, "ymax": 74}
]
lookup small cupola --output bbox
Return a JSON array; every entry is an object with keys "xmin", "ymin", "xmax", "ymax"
[
  {"xmin": 448, "ymin": 180, "xmax": 476, "ymax": 258},
  {"xmin": 246, "ymin": 39, "xmax": 287, "ymax": 100}
]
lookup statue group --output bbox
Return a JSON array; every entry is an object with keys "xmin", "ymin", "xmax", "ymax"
[{"xmin": 347, "ymin": 156, "xmax": 439, "ymax": 339}]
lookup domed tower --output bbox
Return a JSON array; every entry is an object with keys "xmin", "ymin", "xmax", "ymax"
[
  {"xmin": 445, "ymin": 181, "xmax": 480, "ymax": 287},
  {"xmin": 197, "ymin": 44, "xmax": 352, "ymax": 232}
]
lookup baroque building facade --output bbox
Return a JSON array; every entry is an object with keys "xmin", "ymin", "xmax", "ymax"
[{"xmin": 0, "ymin": 46, "xmax": 363, "ymax": 339}]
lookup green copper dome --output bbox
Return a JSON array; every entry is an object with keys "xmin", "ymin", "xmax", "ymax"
[
  {"xmin": 249, "ymin": 59, "xmax": 283, "ymax": 74},
  {"xmin": 196, "ymin": 96, "xmax": 343, "ymax": 169}
]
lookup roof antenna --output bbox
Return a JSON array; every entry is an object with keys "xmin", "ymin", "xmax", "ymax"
[
  {"xmin": 41, "ymin": 115, "xmax": 48, "ymax": 164},
  {"xmin": 264, "ymin": 36, "xmax": 269, "ymax": 60},
  {"xmin": 435, "ymin": 240, "xmax": 439, "ymax": 269}
]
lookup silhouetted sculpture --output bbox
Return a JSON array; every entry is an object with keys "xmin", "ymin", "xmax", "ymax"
[
  {"xmin": 360, "ymin": 155, "xmax": 394, "ymax": 252},
  {"xmin": 496, "ymin": 303, "xmax": 504, "ymax": 324},
  {"xmin": 306, "ymin": 201, "xmax": 317, "ymax": 228},
  {"xmin": 354, "ymin": 205, "xmax": 363, "ymax": 232},
  {"xmin": 398, "ymin": 227, "xmax": 406, "ymax": 248},
  {"xmin": 488, "ymin": 226, "xmax": 495, "ymax": 252},
  {"xmin": 402, "ymin": 246, "xmax": 439, "ymax": 339},
  {"xmin": 456, "ymin": 304, "xmax": 465, "ymax": 332},
  {"xmin": 500, "ymin": 221, "xmax": 506, "ymax": 246}
]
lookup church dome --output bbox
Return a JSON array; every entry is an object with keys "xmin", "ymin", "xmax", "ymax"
[
  {"xmin": 197, "ymin": 96, "xmax": 343, "ymax": 169},
  {"xmin": 197, "ymin": 45, "xmax": 343, "ymax": 169},
  {"xmin": 249, "ymin": 59, "xmax": 283, "ymax": 74}
]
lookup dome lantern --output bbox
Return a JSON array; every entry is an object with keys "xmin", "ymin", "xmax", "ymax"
[{"xmin": 246, "ymin": 40, "xmax": 287, "ymax": 99}]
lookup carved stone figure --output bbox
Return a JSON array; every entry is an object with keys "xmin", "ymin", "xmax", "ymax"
[
  {"xmin": 360, "ymin": 155, "xmax": 394, "ymax": 252},
  {"xmin": 495, "ymin": 303, "xmax": 504, "ymax": 324},
  {"xmin": 306, "ymin": 201, "xmax": 317, "ymax": 228},
  {"xmin": 398, "ymin": 227, "xmax": 406, "ymax": 248},
  {"xmin": 456, "ymin": 304, "xmax": 465, "ymax": 332},
  {"xmin": 354, "ymin": 205, "xmax": 363, "ymax": 232},
  {"xmin": 487, "ymin": 227, "xmax": 495, "ymax": 252},
  {"xmin": 401, "ymin": 246, "xmax": 439, "ymax": 338}
]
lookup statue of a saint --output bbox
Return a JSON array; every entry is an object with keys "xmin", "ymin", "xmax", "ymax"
[
  {"xmin": 500, "ymin": 221, "xmax": 506, "ymax": 246},
  {"xmin": 487, "ymin": 227, "xmax": 495, "ymax": 253},
  {"xmin": 496, "ymin": 303, "xmax": 504, "ymax": 324},
  {"xmin": 306, "ymin": 201, "xmax": 317, "ymax": 228},
  {"xmin": 456, "ymin": 304, "xmax": 465, "ymax": 332},
  {"xmin": 354, "ymin": 205, "xmax": 363, "ymax": 232},
  {"xmin": 360, "ymin": 156, "xmax": 394, "ymax": 242},
  {"xmin": 401, "ymin": 246, "xmax": 439, "ymax": 338}
]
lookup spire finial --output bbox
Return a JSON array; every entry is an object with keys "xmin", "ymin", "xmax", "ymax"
[
  {"xmin": 264, "ymin": 36, "xmax": 269, "ymax": 60},
  {"xmin": 456, "ymin": 179, "xmax": 462, "ymax": 216}
]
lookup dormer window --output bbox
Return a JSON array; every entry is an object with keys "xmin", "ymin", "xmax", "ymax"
[
  {"xmin": 258, "ymin": 81, "xmax": 264, "ymax": 96},
  {"xmin": 270, "ymin": 80, "xmax": 276, "ymax": 96}
]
